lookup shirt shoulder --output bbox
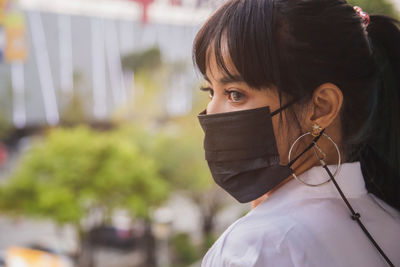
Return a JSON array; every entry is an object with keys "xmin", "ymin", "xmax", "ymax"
[
  {"xmin": 201, "ymin": 211, "xmax": 297, "ymax": 267},
  {"xmin": 201, "ymin": 199, "xmax": 346, "ymax": 267}
]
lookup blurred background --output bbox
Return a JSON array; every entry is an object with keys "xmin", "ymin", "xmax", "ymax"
[{"xmin": 0, "ymin": 0, "xmax": 398, "ymax": 266}]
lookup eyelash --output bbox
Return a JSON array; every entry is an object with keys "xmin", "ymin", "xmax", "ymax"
[
  {"xmin": 200, "ymin": 87, "xmax": 246, "ymax": 103},
  {"xmin": 200, "ymin": 86, "xmax": 214, "ymax": 99}
]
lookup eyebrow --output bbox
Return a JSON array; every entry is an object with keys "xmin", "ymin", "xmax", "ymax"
[{"xmin": 203, "ymin": 74, "xmax": 245, "ymax": 85}]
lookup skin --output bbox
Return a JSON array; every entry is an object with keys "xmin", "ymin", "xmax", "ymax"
[{"xmin": 202, "ymin": 51, "xmax": 345, "ymax": 208}]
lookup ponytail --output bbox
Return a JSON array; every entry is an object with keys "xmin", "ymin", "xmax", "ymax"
[{"xmin": 358, "ymin": 15, "xmax": 400, "ymax": 210}]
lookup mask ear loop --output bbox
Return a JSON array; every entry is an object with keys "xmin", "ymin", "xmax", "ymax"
[{"xmin": 288, "ymin": 130, "xmax": 394, "ymax": 266}]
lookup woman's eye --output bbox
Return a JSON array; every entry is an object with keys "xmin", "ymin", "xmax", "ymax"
[
  {"xmin": 200, "ymin": 87, "xmax": 214, "ymax": 99},
  {"xmin": 225, "ymin": 90, "xmax": 245, "ymax": 102}
]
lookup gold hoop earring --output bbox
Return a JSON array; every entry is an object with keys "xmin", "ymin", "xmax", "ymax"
[{"xmin": 288, "ymin": 132, "xmax": 342, "ymax": 187}]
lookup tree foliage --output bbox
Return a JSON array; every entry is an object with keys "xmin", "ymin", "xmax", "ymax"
[
  {"xmin": 0, "ymin": 126, "xmax": 169, "ymax": 227},
  {"xmin": 121, "ymin": 47, "xmax": 162, "ymax": 73},
  {"xmin": 347, "ymin": 0, "xmax": 398, "ymax": 18}
]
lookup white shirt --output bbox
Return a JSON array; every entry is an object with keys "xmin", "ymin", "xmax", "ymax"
[{"xmin": 202, "ymin": 162, "xmax": 400, "ymax": 267}]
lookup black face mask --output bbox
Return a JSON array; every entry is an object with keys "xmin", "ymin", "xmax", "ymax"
[
  {"xmin": 198, "ymin": 104, "xmax": 395, "ymax": 266},
  {"xmin": 198, "ymin": 105, "xmax": 294, "ymax": 203}
]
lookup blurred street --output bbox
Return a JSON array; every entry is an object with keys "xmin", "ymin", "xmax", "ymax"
[{"xmin": 0, "ymin": 193, "xmax": 246, "ymax": 266}]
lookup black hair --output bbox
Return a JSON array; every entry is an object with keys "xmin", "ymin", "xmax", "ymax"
[{"xmin": 193, "ymin": 0, "xmax": 400, "ymax": 210}]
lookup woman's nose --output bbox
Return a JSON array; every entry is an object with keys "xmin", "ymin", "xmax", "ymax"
[
  {"xmin": 206, "ymin": 97, "xmax": 226, "ymax": 115},
  {"xmin": 206, "ymin": 97, "xmax": 221, "ymax": 114}
]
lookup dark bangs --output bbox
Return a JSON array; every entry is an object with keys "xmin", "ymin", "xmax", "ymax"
[{"xmin": 193, "ymin": 0, "xmax": 280, "ymax": 90}]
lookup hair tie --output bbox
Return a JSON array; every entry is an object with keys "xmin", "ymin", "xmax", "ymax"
[{"xmin": 353, "ymin": 6, "xmax": 370, "ymax": 28}]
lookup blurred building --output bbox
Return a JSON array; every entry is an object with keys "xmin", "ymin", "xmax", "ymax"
[{"xmin": 0, "ymin": 0, "xmax": 219, "ymax": 128}]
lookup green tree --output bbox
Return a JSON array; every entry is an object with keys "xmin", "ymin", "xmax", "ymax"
[
  {"xmin": 122, "ymin": 47, "xmax": 162, "ymax": 73},
  {"xmin": 171, "ymin": 232, "xmax": 199, "ymax": 267},
  {"xmin": 120, "ymin": 44, "xmax": 229, "ymax": 254},
  {"xmin": 153, "ymin": 124, "xmax": 225, "ymax": 252},
  {"xmin": 0, "ymin": 126, "xmax": 169, "ymax": 265},
  {"xmin": 0, "ymin": 83, "xmax": 13, "ymax": 141},
  {"xmin": 116, "ymin": 116, "xmax": 226, "ymax": 253},
  {"xmin": 0, "ymin": 115, "xmax": 12, "ymax": 141},
  {"xmin": 347, "ymin": 0, "xmax": 398, "ymax": 18}
]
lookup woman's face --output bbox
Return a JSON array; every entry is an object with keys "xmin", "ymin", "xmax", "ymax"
[
  {"xmin": 202, "ymin": 52, "xmax": 299, "ymax": 166},
  {"xmin": 201, "ymin": 50, "xmax": 344, "ymax": 206}
]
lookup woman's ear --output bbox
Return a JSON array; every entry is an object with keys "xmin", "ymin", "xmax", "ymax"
[{"xmin": 306, "ymin": 83, "xmax": 343, "ymax": 128}]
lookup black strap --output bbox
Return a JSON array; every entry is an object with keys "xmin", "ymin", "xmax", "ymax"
[
  {"xmin": 288, "ymin": 129, "xmax": 325, "ymax": 168},
  {"xmin": 321, "ymin": 162, "xmax": 394, "ymax": 267},
  {"xmin": 270, "ymin": 99, "xmax": 298, "ymax": 117},
  {"xmin": 288, "ymin": 130, "xmax": 394, "ymax": 266}
]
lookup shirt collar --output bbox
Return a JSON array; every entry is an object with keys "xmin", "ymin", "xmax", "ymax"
[
  {"xmin": 260, "ymin": 162, "xmax": 368, "ymax": 207},
  {"xmin": 298, "ymin": 161, "xmax": 367, "ymax": 198}
]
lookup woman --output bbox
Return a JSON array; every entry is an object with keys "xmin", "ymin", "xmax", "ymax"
[{"xmin": 194, "ymin": 0, "xmax": 400, "ymax": 266}]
